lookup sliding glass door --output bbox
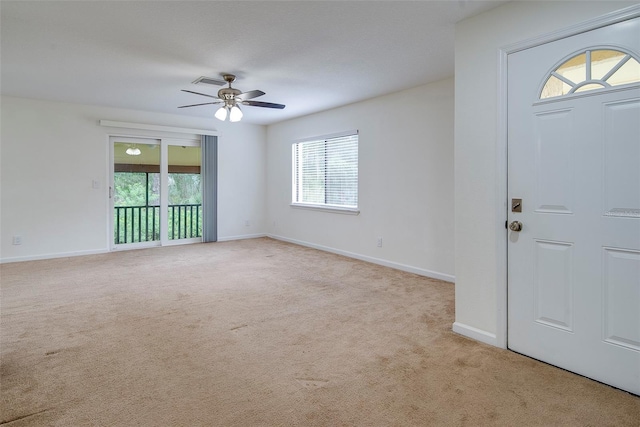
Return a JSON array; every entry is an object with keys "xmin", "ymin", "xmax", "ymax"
[
  {"xmin": 112, "ymin": 138, "xmax": 161, "ymax": 246},
  {"xmin": 167, "ymin": 144, "xmax": 202, "ymax": 242},
  {"xmin": 110, "ymin": 137, "xmax": 202, "ymax": 249}
]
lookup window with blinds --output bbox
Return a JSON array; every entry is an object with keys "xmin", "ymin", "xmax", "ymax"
[{"xmin": 292, "ymin": 132, "xmax": 358, "ymax": 210}]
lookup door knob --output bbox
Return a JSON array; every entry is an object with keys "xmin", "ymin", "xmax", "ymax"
[{"xmin": 509, "ymin": 221, "xmax": 523, "ymax": 232}]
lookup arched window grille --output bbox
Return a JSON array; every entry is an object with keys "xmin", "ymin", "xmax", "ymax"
[{"xmin": 540, "ymin": 48, "xmax": 640, "ymax": 99}]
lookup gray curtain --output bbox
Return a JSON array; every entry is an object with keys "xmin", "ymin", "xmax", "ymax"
[{"xmin": 201, "ymin": 135, "xmax": 218, "ymax": 242}]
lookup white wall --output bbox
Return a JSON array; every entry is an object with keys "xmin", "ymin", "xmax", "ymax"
[
  {"xmin": 266, "ymin": 78, "xmax": 455, "ymax": 281},
  {"xmin": 0, "ymin": 96, "xmax": 267, "ymax": 261},
  {"xmin": 454, "ymin": 1, "xmax": 637, "ymax": 345}
]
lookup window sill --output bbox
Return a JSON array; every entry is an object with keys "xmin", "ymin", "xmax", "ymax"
[{"xmin": 290, "ymin": 203, "xmax": 360, "ymax": 215}]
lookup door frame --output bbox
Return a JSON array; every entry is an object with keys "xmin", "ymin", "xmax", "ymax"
[
  {"xmin": 495, "ymin": 4, "xmax": 640, "ymax": 349},
  {"xmin": 108, "ymin": 134, "xmax": 202, "ymax": 251}
]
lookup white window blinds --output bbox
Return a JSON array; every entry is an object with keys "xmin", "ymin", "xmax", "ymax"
[{"xmin": 292, "ymin": 132, "xmax": 358, "ymax": 209}]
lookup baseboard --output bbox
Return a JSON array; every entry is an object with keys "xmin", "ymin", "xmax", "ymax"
[
  {"xmin": 0, "ymin": 234, "xmax": 269, "ymax": 263},
  {"xmin": 0, "ymin": 248, "xmax": 109, "ymax": 264},
  {"xmin": 452, "ymin": 322, "xmax": 498, "ymax": 347},
  {"xmin": 217, "ymin": 233, "xmax": 267, "ymax": 242},
  {"xmin": 1, "ymin": 234, "xmax": 454, "ymax": 287},
  {"xmin": 267, "ymin": 234, "xmax": 455, "ymax": 283}
]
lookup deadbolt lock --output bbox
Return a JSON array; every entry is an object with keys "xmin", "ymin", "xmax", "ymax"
[{"xmin": 512, "ymin": 198, "xmax": 522, "ymax": 213}]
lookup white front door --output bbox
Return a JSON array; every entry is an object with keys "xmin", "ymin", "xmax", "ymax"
[{"xmin": 507, "ymin": 17, "xmax": 640, "ymax": 395}]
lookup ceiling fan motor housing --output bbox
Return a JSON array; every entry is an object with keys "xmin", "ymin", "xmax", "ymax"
[
  {"xmin": 218, "ymin": 74, "xmax": 241, "ymax": 106},
  {"xmin": 218, "ymin": 87, "xmax": 241, "ymax": 101}
]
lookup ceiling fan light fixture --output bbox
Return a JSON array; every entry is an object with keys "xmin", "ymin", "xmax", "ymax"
[
  {"xmin": 179, "ymin": 74, "xmax": 285, "ymax": 121},
  {"xmin": 125, "ymin": 146, "xmax": 141, "ymax": 156},
  {"xmin": 229, "ymin": 105, "xmax": 243, "ymax": 122},
  {"xmin": 214, "ymin": 106, "xmax": 228, "ymax": 121}
]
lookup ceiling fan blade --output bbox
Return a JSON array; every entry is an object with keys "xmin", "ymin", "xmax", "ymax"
[
  {"xmin": 181, "ymin": 89, "xmax": 220, "ymax": 100},
  {"xmin": 243, "ymin": 100, "xmax": 286, "ymax": 109},
  {"xmin": 178, "ymin": 101, "xmax": 222, "ymax": 108},
  {"xmin": 238, "ymin": 90, "xmax": 265, "ymax": 100}
]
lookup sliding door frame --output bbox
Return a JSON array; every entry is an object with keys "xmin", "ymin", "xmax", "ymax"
[{"xmin": 109, "ymin": 134, "xmax": 203, "ymax": 251}]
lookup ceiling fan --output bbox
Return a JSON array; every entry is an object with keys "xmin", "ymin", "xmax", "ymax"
[{"xmin": 178, "ymin": 74, "xmax": 285, "ymax": 122}]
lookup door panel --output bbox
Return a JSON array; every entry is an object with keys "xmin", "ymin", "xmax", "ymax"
[
  {"xmin": 603, "ymin": 248, "xmax": 640, "ymax": 351},
  {"xmin": 533, "ymin": 239, "xmax": 574, "ymax": 331},
  {"xmin": 507, "ymin": 17, "xmax": 640, "ymax": 395},
  {"xmin": 112, "ymin": 137, "xmax": 161, "ymax": 247},
  {"xmin": 603, "ymin": 99, "xmax": 640, "ymax": 217},
  {"xmin": 167, "ymin": 144, "xmax": 202, "ymax": 241},
  {"xmin": 533, "ymin": 109, "xmax": 575, "ymax": 214}
]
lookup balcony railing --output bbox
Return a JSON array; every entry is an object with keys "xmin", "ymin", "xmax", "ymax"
[{"xmin": 114, "ymin": 204, "xmax": 202, "ymax": 244}]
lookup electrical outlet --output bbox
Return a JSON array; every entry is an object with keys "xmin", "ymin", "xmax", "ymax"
[
  {"xmin": 376, "ymin": 237, "xmax": 383, "ymax": 247},
  {"xmin": 12, "ymin": 235, "xmax": 23, "ymax": 245},
  {"xmin": 245, "ymin": 220, "xmax": 250, "ymax": 227}
]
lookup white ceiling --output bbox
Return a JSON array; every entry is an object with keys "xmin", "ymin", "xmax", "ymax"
[{"xmin": 1, "ymin": 1, "xmax": 507, "ymax": 125}]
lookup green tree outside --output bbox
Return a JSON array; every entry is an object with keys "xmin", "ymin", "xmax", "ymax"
[{"xmin": 114, "ymin": 172, "xmax": 202, "ymax": 243}]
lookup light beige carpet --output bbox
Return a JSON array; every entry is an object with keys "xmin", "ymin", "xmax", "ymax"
[{"xmin": 1, "ymin": 237, "xmax": 638, "ymax": 426}]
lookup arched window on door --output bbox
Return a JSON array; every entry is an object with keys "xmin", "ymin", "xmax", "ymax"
[{"xmin": 540, "ymin": 48, "xmax": 640, "ymax": 99}]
